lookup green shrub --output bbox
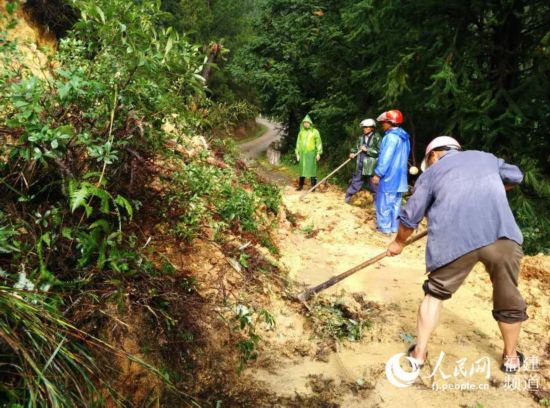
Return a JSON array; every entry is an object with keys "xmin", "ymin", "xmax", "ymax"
[
  {"xmin": 0, "ymin": 0, "xmax": 206, "ymax": 403},
  {"xmin": 0, "ymin": 0, "xmax": 282, "ymax": 403}
]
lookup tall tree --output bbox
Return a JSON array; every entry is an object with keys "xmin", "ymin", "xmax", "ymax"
[
  {"xmin": 233, "ymin": 0, "xmax": 550, "ymax": 253},
  {"xmin": 161, "ymin": 0, "xmax": 258, "ymax": 101}
]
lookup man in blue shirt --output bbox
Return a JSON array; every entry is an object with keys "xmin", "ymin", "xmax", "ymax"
[
  {"xmin": 372, "ymin": 109, "xmax": 411, "ymax": 234},
  {"xmin": 386, "ymin": 136, "xmax": 527, "ymax": 373}
]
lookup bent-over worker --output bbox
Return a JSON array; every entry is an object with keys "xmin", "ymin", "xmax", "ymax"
[{"xmin": 387, "ymin": 136, "xmax": 528, "ymax": 373}]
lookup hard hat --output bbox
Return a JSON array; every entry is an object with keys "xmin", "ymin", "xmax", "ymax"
[
  {"xmin": 359, "ymin": 118, "xmax": 376, "ymax": 128},
  {"xmin": 420, "ymin": 136, "xmax": 461, "ymax": 171},
  {"xmin": 376, "ymin": 109, "xmax": 403, "ymax": 125}
]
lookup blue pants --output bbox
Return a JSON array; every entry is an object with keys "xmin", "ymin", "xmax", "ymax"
[
  {"xmin": 345, "ymin": 158, "xmax": 377, "ymax": 202},
  {"xmin": 375, "ymin": 192, "xmax": 403, "ymax": 233}
]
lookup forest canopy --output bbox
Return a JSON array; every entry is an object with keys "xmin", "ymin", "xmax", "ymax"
[{"xmin": 231, "ymin": 0, "xmax": 550, "ymax": 253}]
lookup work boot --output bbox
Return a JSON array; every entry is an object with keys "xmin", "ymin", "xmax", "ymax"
[
  {"xmin": 296, "ymin": 177, "xmax": 305, "ymax": 191},
  {"xmin": 311, "ymin": 177, "xmax": 317, "ymax": 192}
]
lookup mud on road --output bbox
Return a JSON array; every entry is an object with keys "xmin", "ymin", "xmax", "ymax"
[{"xmin": 240, "ymin": 169, "xmax": 549, "ymax": 407}]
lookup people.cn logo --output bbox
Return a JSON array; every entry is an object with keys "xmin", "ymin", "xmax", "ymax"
[{"xmin": 385, "ymin": 353, "xmax": 421, "ymax": 388}]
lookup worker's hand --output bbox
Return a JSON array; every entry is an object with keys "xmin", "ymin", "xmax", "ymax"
[
  {"xmin": 316, "ymin": 154, "xmax": 321, "ymax": 161},
  {"xmin": 349, "ymin": 153, "xmax": 355, "ymax": 159},
  {"xmin": 387, "ymin": 240, "xmax": 405, "ymax": 256},
  {"xmin": 296, "ymin": 155, "xmax": 300, "ymax": 162},
  {"xmin": 361, "ymin": 145, "xmax": 368, "ymax": 152},
  {"xmin": 372, "ymin": 175, "xmax": 380, "ymax": 185}
]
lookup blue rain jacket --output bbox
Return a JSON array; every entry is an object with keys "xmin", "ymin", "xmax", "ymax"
[{"xmin": 374, "ymin": 127, "xmax": 410, "ymax": 193}]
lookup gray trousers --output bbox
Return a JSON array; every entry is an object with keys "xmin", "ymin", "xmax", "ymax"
[{"xmin": 422, "ymin": 239, "xmax": 528, "ymax": 323}]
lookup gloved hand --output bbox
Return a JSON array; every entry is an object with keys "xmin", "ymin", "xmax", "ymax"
[
  {"xmin": 316, "ymin": 154, "xmax": 320, "ymax": 161},
  {"xmin": 361, "ymin": 145, "xmax": 368, "ymax": 152},
  {"xmin": 296, "ymin": 155, "xmax": 300, "ymax": 162}
]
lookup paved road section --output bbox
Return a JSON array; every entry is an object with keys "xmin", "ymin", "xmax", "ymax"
[{"xmin": 239, "ymin": 117, "xmax": 283, "ymax": 159}]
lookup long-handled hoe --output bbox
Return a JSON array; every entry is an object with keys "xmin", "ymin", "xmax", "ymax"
[
  {"xmin": 296, "ymin": 230, "xmax": 428, "ymax": 309},
  {"xmin": 299, "ymin": 150, "xmax": 361, "ymax": 200}
]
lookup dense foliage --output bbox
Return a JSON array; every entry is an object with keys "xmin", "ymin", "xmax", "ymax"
[
  {"xmin": 0, "ymin": 0, "xmax": 548, "ymax": 405},
  {"xmin": 160, "ymin": 0, "xmax": 259, "ymax": 103},
  {"xmin": 0, "ymin": 0, "xmax": 279, "ymax": 405},
  {"xmin": 233, "ymin": 0, "xmax": 550, "ymax": 253}
]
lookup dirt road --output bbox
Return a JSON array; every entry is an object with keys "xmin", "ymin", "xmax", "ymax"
[
  {"xmin": 239, "ymin": 117, "xmax": 283, "ymax": 159},
  {"xmin": 238, "ymin": 130, "xmax": 549, "ymax": 407}
]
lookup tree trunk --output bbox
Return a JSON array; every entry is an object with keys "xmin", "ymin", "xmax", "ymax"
[{"xmin": 201, "ymin": 43, "xmax": 223, "ymax": 84}]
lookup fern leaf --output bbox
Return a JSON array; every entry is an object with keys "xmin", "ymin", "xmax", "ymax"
[
  {"xmin": 70, "ymin": 183, "xmax": 91, "ymax": 213},
  {"xmin": 89, "ymin": 185, "xmax": 112, "ymax": 215},
  {"xmin": 115, "ymin": 195, "xmax": 133, "ymax": 219}
]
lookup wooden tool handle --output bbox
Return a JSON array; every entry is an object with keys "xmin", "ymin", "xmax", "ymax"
[
  {"xmin": 297, "ymin": 229, "xmax": 428, "ymax": 302},
  {"xmin": 299, "ymin": 150, "xmax": 361, "ymax": 200}
]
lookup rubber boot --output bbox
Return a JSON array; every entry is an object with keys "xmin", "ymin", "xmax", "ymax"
[
  {"xmin": 296, "ymin": 177, "xmax": 305, "ymax": 191},
  {"xmin": 311, "ymin": 177, "xmax": 317, "ymax": 192}
]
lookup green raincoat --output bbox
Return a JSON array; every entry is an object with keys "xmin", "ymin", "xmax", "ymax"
[
  {"xmin": 351, "ymin": 132, "xmax": 382, "ymax": 176},
  {"xmin": 295, "ymin": 115, "xmax": 322, "ymax": 177}
]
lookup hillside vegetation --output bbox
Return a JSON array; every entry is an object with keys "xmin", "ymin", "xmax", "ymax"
[{"xmin": 0, "ymin": 1, "xmax": 280, "ymax": 406}]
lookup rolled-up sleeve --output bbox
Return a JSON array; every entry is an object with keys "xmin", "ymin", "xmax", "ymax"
[
  {"xmin": 399, "ymin": 174, "xmax": 433, "ymax": 229},
  {"xmin": 498, "ymin": 158, "xmax": 523, "ymax": 185}
]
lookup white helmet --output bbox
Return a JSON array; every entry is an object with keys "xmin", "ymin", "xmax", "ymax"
[
  {"xmin": 420, "ymin": 136, "xmax": 461, "ymax": 171},
  {"xmin": 359, "ymin": 118, "xmax": 376, "ymax": 128}
]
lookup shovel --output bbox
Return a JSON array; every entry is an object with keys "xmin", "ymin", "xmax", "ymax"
[
  {"xmin": 296, "ymin": 229, "xmax": 428, "ymax": 306},
  {"xmin": 299, "ymin": 150, "xmax": 361, "ymax": 200}
]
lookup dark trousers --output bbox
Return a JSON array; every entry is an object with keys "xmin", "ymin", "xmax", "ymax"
[
  {"xmin": 345, "ymin": 170, "xmax": 377, "ymax": 202},
  {"xmin": 298, "ymin": 177, "xmax": 317, "ymax": 189}
]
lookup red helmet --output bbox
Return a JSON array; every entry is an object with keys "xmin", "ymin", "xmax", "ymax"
[{"xmin": 376, "ymin": 109, "xmax": 403, "ymax": 125}]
